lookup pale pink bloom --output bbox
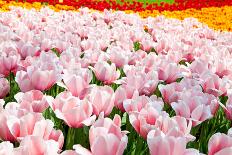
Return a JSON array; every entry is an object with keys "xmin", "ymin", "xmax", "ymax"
[
  {"xmin": 139, "ymin": 53, "xmax": 158, "ymax": 73},
  {"xmin": 123, "ymin": 90, "xmax": 163, "ymax": 113},
  {"xmin": 171, "ymin": 90, "xmax": 214, "ymax": 126},
  {"xmin": 122, "ymin": 65, "xmax": 159, "ymax": 96},
  {"xmin": 200, "ymin": 71, "xmax": 229, "ymax": 97},
  {"xmin": 129, "ymin": 106, "xmax": 167, "ymax": 139},
  {"xmin": 16, "ymin": 66, "xmax": 59, "ymax": 92},
  {"xmin": 155, "ymin": 39, "xmax": 170, "ymax": 54},
  {"xmin": 157, "ymin": 60, "xmax": 183, "ymax": 84},
  {"xmin": 86, "ymin": 85, "xmax": 115, "ymax": 116},
  {"xmin": 17, "ymin": 56, "xmax": 36, "ymax": 72},
  {"xmin": 52, "ymin": 40, "xmax": 71, "ymax": 53},
  {"xmin": 209, "ymin": 59, "xmax": 232, "ymax": 78},
  {"xmin": 0, "ymin": 77, "xmax": 10, "ymax": 99},
  {"xmin": 14, "ymin": 90, "xmax": 52, "ymax": 113},
  {"xmin": 82, "ymin": 49, "xmax": 108, "ymax": 66},
  {"xmin": 81, "ymin": 39, "xmax": 96, "ymax": 51},
  {"xmin": 130, "ymin": 30, "xmax": 144, "ymax": 42},
  {"xmin": 73, "ymin": 145, "xmax": 92, "ymax": 155},
  {"xmin": 189, "ymin": 59, "xmax": 209, "ymax": 76},
  {"xmin": 128, "ymin": 50, "xmax": 147, "ymax": 65},
  {"xmin": 62, "ymin": 65, "xmax": 92, "ymax": 97},
  {"xmin": 59, "ymin": 48, "xmax": 82, "ymax": 70},
  {"xmin": 77, "ymin": 114, "xmax": 128, "ymax": 155},
  {"xmin": 0, "ymin": 42, "xmax": 20, "ymax": 76},
  {"xmin": 141, "ymin": 39, "xmax": 154, "ymax": 52},
  {"xmin": 154, "ymin": 115, "xmax": 194, "ymax": 142},
  {"xmin": 15, "ymin": 70, "xmax": 33, "ymax": 92},
  {"xmin": 17, "ymin": 42, "xmax": 40, "ymax": 59},
  {"xmin": 6, "ymin": 112, "xmax": 64, "ymax": 148},
  {"xmin": 208, "ymin": 130, "xmax": 232, "ymax": 155},
  {"xmin": 129, "ymin": 104, "xmax": 194, "ymax": 140},
  {"xmin": 108, "ymin": 46, "xmax": 129, "ymax": 68},
  {"xmin": 90, "ymin": 61, "xmax": 120, "ymax": 85},
  {"xmin": 49, "ymin": 91, "xmax": 96, "ymax": 128},
  {"xmin": 114, "ymin": 85, "xmax": 134, "ymax": 112},
  {"xmin": 0, "ymin": 141, "xmax": 14, "ymax": 155},
  {"xmin": 61, "ymin": 150, "xmax": 79, "ymax": 155},
  {"xmin": 147, "ymin": 129, "xmax": 200, "ymax": 155},
  {"xmin": 0, "ymin": 103, "xmax": 26, "ymax": 142},
  {"xmin": 15, "ymin": 136, "xmax": 60, "ymax": 155},
  {"xmin": 40, "ymin": 39, "xmax": 53, "ymax": 51},
  {"xmin": 159, "ymin": 83, "xmax": 182, "ymax": 104}
]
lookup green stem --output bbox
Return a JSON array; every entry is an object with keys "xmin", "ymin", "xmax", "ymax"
[
  {"xmin": 65, "ymin": 128, "xmax": 76, "ymax": 150},
  {"xmin": 65, "ymin": 127, "xmax": 90, "ymax": 150}
]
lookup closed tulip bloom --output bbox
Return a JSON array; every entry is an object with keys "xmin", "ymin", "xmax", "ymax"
[
  {"xmin": 14, "ymin": 90, "xmax": 52, "ymax": 113},
  {"xmin": 147, "ymin": 129, "xmax": 201, "ymax": 155},
  {"xmin": 90, "ymin": 61, "xmax": 120, "ymax": 85},
  {"xmin": 62, "ymin": 65, "xmax": 92, "ymax": 97},
  {"xmin": 74, "ymin": 114, "xmax": 128, "ymax": 155},
  {"xmin": 86, "ymin": 85, "xmax": 115, "ymax": 116}
]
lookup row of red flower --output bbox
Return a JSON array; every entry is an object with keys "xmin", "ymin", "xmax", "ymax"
[{"xmin": 3, "ymin": 0, "xmax": 232, "ymax": 11}]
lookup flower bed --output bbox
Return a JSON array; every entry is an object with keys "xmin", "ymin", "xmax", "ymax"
[
  {"xmin": 1, "ymin": 1, "xmax": 231, "ymax": 31},
  {"xmin": 0, "ymin": 4, "xmax": 232, "ymax": 155},
  {"xmin": 2, "ymin": 0, "xmax": 232, "ymax": 11}
]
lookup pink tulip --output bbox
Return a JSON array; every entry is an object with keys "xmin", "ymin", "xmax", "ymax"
[
  {"xmin": 199, "ymin": 72, "xmax": 229, "ymax": 97},
  {"xmin": 141, "ymin": 39, "xmax": 154, "ymax": 52},
  {"xmin": 0, "ymin": 141, "xmax": 14, "ymax": 155},
  {"xmin": 90, "ymin": 61, "xmax": 120, "ymax": 84},
  {"xmin": 14, "ymin": 90, "xmax": 52, "ymax": 113},
  {"xmin": 108, "ymin": 46, "xmax": 129, "ymax": 68},
  {"xmin": 157, "ymin": 60, "xmax": 184, "ymax": 84},
  {"xmin": 0, "ymin": 41, "xmax": 20, "ymax": 76},
  {"xmin": 86, "ymin": 85, "xmax": 115, "ymax": 116},
  {"xmin": 16, "ymin": 64, "xmax": 61, "ymax": 92},
  {"xmin": 121, "ymin": 65, "xmax": 158, "ymax": 96},
  {"xmin": 114, "ymin": 85, "xmax": 134, "ymax": 112},
  {"xmin": 81, "ymin": 39, "xmax": 96, "ymax": 51},
  {"xmin": 129, "ymin": 106, "xmax": 167, "ymax": 139},
  {"xmin": 171, "ymin": 90, "xmax": 214, "ymax": 126},
  {"xmin": 49, "ymin": 91, "xmax": 96, "ymax": 128},
  {"xmin": 0, "ymin": 105, "xmax": 24, "ymax": 142},
  {"xmin": 17, "ymin": 42, "xmax": 40, "ymax": 59},
  {"xmin": 208, "ymin": 131, "xmax": 232, "ymax": 155},
  {"xmin": 208, "ymin": 59, "xmax": 232, "ymax": 78},
  {"xmin": 62, "ymin": 65, "xmax": 92, "ymax": 97},
  {"xmin": 155, "ymin": 39, "xmax": 170, "ymax": 54},
  {"xmin": 6, "ymin": 112, "xmax": 64, "ymax": 148},
  {"xmin": 189, "ymin": 59, "xmax": 209, "ymax": 76},
  {"xmin": 15, "ymin": 136, "xmax": 60, "ymax": 155},
  {"xmin": 40, "ymin": 39, "xmax": 53, "ymax": 51},
  {"xmin": 147, "ymin": 129, "xmax": 200, "ymax": 155},
  {"xmin": 74, "ymin": 114, "xmax": 128, "ymax": 155},
  {"xmin": 128, "ymin": 50, "xmax": 147, "ymax": 65},
  {"xmin": 0, "ymin": 77, "xmax": 10, "ymax": 99},
  {"xmin": 123, "ymin": 90, "xmax": 163, "ymax": 113},
  {"xmin": 159, "ymin": 78, "xmax": 201, "ymax": 104}
]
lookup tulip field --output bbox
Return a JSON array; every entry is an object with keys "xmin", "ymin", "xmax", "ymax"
[{"xmin": 0, "ymin": 0, "xmax": 232, "ymax": 155}]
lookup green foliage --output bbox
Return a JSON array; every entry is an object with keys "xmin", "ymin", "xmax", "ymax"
[{"xmin": 133, "ymin": 42, "xmax": 141, "ymax": 51}]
